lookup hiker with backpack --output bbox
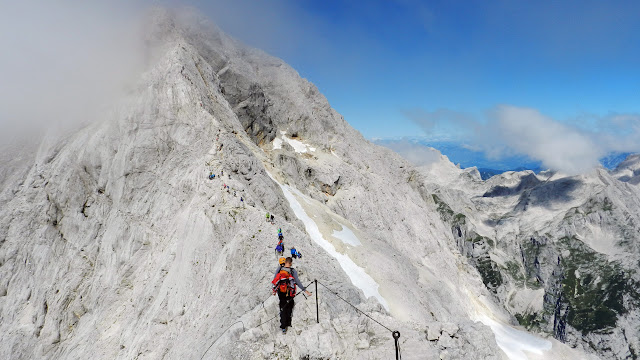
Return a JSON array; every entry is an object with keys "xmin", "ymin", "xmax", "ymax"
[
  {"xmin": 271, "ymin": 257, "xmax": 311, "ymax": 333},
  {"xmin": 275, "ymin": 241, "xmax": 284, "ymax": 256},
  {"xmin": 290, "ymin": 247, "xmax": 302, "ymax": 259},
  {"xmin": 275, "ymin": 235, "xmax": 285, "ymax": 255}
]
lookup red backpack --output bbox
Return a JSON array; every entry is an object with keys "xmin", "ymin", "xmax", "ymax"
[{"xmin": 272, "ymin": 268, "xmax": 296, "ymax": 297}]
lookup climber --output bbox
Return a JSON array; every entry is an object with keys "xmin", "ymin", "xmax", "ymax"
[
  {"xmin": 275, "ymin": 241, "xmax": 284, "ymax": 256},
  {"xmin": 270, "ymin": 214, "xmax": 275, "ymax": 224},
  {"xmin": 290, "ymin": 247, "xmax": 302, "ymax": 259},
  {"xmin": 272, "ymin": 257, "xmax": 311, "ymax": 333},
  {"xmin": 278, "ymin": 228, "xmax": 282, "ymax": 234},
  {"xmin": 208, "ymin": 172, "xmax": 215, "ymax": 180},
  {"xmin": 266, "ymin": 212, "xmax": 270, "ymax": 223},
  {"xmin": 278, "ymin": 232, "xmax": 284, "ymax": 241}
]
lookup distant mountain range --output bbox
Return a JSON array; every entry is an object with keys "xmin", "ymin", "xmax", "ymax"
[{"xmin": 375, "ymin": 138, "xmax": 633, "ymax": 179}]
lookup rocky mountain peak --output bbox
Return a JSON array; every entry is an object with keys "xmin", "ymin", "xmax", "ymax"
[{"xmin": 0, "ymin": 7, "xmax": 632, "ymax": 360}]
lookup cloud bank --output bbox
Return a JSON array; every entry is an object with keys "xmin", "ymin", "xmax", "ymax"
[
  {"xmin": 375, "ymin": 139, "xmax": 442, "ymax": 167},
  {"xmin": 405, "ymin": 105, "xmax": 640, "ymax": 175},
  {"xmin": 487, "ymin": 106, "xmax": 605, "ymax": 174},
  {"xmin": 0, "ymin": 1, "xmax": 147, "ymax": 143}
]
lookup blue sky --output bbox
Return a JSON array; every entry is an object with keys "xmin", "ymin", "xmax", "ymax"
[
  {"xmin": 194, "ymin": 0, "xmax": 640, "ymax": 140},
  {"xmin": 3, "ymin": 1, "xmax": 639, "ymax": 173}
]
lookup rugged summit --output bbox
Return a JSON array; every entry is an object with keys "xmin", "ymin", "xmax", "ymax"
[{"xmin": 0, "ymin": 8, "xmax": 623, "ymax": 360}]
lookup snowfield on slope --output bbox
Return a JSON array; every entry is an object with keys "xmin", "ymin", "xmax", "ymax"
[
  {"xmin": 270, "ymin": 173, "xmax": 389, "ymax": 311},
  {"xmin": 474, "ymin": 314, "xmax": 551, "ymax": 360},
  {"xmin": 273, "ymin": 131, "xmax": 316, "ymax": 153},
  {"xmin": 469, "ymin": 290, "xmax": 599, "ymax": 360}
]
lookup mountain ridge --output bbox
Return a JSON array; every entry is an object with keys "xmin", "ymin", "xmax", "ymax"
[{"xmin": 0, "ymin": 7, "xmax": 627, "ymax": 360}]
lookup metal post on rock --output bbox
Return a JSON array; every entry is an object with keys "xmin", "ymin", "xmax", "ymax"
[
  {"xmin": 315, "ymin": 279, "xmax": 319, "ymax": 323},
  {"xmin": 393, "ymin": 331, "xmax": 401, "ymax": 360}
]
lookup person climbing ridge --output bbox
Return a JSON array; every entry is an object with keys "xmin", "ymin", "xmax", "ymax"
[
  {"xmin": 290, "ymin": 247, "xmax": 302, "ymax": 259},
  {"xmin": 278, "ymin": 232, "xmax": 284, "ymax": 241},
  {"xmin": 270, "ymin": 214, "xmax": 275, "ymax": 224},
  {"xmin": 266, "ymin": 212, "xmax": 270, "ymax": 223},
  {"xmin": 271, "ymin": 257, "xmax": 310, "ymax": 334},
  {"xmin": 275, "ymin": 243, "xmax": 284, "ymax": 256},
  {"xmin": 275, "ymin": 237, "xmax": 284, "ymax": 256}
]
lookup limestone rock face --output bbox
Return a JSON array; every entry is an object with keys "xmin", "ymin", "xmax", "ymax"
[
  {"xmin": 419, "ymin": 156, "xmax": 640, "ymax": 359},
  {"xmin": 0, "ymin": 7, "xmax": 606, "ymax": 360}
]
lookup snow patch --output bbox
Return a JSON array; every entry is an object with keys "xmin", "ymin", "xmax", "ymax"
[
  {"xmin": 273, "ymin": 137, "xmax": 283, "ymax": 150},
  {"xmin": 277, "ymin": 130, "xmax": 316, "ymax": 153},
  {"xmin": 332, "ymin": 225, "xmax": 361, "ymax": 246},
  {"xmin": 283, "ymin": 137, "xmax": 310, "ymax": 153},
  {"xmin": 474, "ymin": 314, "xmax": 552, "ymax": 360},
  {"xmin": 270, "ymin": 174, "xmax": 389, "ymax": 310}
]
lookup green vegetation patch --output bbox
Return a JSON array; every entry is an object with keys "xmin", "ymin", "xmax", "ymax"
[
  {"xmin": 558, "ymin": 236, "xmax": 639, "ymax": 334},
  {"xmin": 453, "ymin": 213, "xmax": 466, "ymax": 225},
  {"xmin": 476, "ymin": 256, "xmax": 503, "ymax": 290},
  {"xmin": 504, "ymin": 261, "xmax": 525, "ymax": 284},
  {"xmin": 515, "ymin": 312, "xmax": 541, "ymax": 329},
  {"xmin": 432, "ymin": 194, "xmax": 454, "ymax": 217}
]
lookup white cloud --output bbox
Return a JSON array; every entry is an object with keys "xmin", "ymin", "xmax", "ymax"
[
  {"xmin": 485, "ymin": 105, "xmax": 604, "ymax": 175},
  {"xmin": 375, "ymin": 138, "xmax": 442, "ymax": 167},
  {"xmin": 0, "ymin": 1, "xmax": 147, "ymax": 142},
  {"xmin": 405, "ymin": 105, "xmax": 640, "ymax": 175}
]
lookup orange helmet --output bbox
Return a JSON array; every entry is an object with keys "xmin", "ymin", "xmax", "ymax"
[{"xmin": 279, "ymin": 257, "xmax": 286, "ymax": 265}]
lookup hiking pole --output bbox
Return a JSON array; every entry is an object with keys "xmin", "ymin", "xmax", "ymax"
[
  {"xmin": 393, "ymin": 331, "xmax": 401, "ymax": 360},
  {"xmin": 315, "ymin": 279, "xmax": 319, "ymax": 324}
]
